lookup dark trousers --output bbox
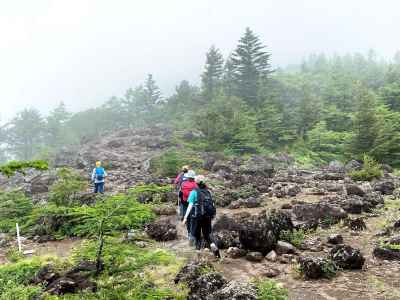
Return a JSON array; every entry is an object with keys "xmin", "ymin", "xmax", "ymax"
[
  {"xmin": 191, "ymin": 216, "xmax": 212, "ymax": 250},
  {"xmin": 94, "ymin": 182, "xmax": 105, "ymax": 193},
  {"xmin": 179, "ymin": 201, "xmax": 192, "ymax": 235}
]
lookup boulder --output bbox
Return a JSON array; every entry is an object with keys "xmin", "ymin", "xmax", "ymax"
[
  {"xmin": 341, "ymin": 195, "xmax": 365, "ymax": 214},
  {"xmin": 287, "ymin": 185, "xmax": 301, "ymax": 197},
  {"xmin": 265, "ymin": 250, "xmax": 278, "ymax": 262},
  {"xmin": 152, "ymin": 205, "xmax": 176, "ymax": 216},
  {"xmin": 188, "ymin": 272, "xmax": 227, "ymax": 300},
  {"xmin": 34, "ymin": 261, "xmax": 98, "ymax": 296},
  {"xmin": 276, "ymin": 241, "xmax": 296, "ymax": 255},
  {"xmin": 292, "ymin": 202, "xmax": 347, "ymax": 224},
  {"xmin": 238, "ymin": 211, "xmax": 293, "ymax": 254},
  {"xmin": 174, "ymin": 261, "xmax": 214, "ymax": 285},
  {"xmin": 239, "ymin": 155, "xmax": 275, "ymax": 178},
  {"xmin": 226, "ymin": 247, "xmax": 247, "ymax": 259},
  {"xmin": 345, "ymin": 218, "xmax": 367, "ymax": 231},
  {"xmin": 314, "ymin": 173, "xmax": 345, "ymax": 181},
  {"xmin": 330, "ymin": 245, "xmax": 365, "ymax": 269},
  {"xmin": 298, "ymin": 238, "xmax": 323, "ymax": 252},
  {"xmin": 211, "ymin": 281, "xmax": 258, "ymax": 300},
  {"xmin": 327, "ymin": 160, "xmax": 345, "ymax": 173},
  {"xmin": 345, "ymin": 160, "xmax": 363, "ymax": 172},
  {"xmin": 327, "ymin": 234, "xmax": 343, "ymax": 245},
  {"xmin": 262, "ymin": 267, "xmax": 281, "ymax": 278},
  {"xmin": 29, "ymin": 172, "xmax": 58, "ymax": 195},
  {"xmin": 298, "ymin": 256, "xmax": 336, "ymax": 279},
  {"xmin": 346, "ymin": 184, "xmax": 366, "ymax": 197},
  {"xmin": 30, "ymin": 265, "xmax": 60, "ymax": 286},
  {"xmin": 212, "ymin": 230, "xmax": 241, "ymax": 249},
  {"xmin": 373, "ymin": 181, "xmax": 395, "ymax": 195},
  {"xmin": 145, "ymin": 219, "xmax": 177, "ymax": 241},
  {"xmin": 246, "ymin": 251, "xmax": 264, "ymax": 262},
  {"xmin": 228, "ymin": 197, "xmax": 261, "ymax": 209},
  {"xmin": 373, "ymin": 246, "xmax": 400, "ymax": 261}
]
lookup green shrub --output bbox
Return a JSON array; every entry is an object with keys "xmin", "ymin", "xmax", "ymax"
[
  {"xmin": 0, "ymin": 258, "xmax": 43, "ymax": 296},
  {"xmin": 0, "ymin": 160, "xmax": 48, "ymax": 177},
  {"xmin": 0, "ymin": 281, "xmax": 42, "ymax": 300},
  {"xmin": 25, "ymin": 194, "xmax": 154, "ymax": 238},
  {"xmin": 72, "ymin": 238, "xmax": 174, "ymax": 275},
  {"xmin": 128, "ymin": 184, "xmax": 172, "ymax": 203},
  {"xmin": 150, "ymin": 149, "xmax": 202, "ymax": 177},
  {"xmin": 256, "ymin": 279, "xmax": 288, "ymax": 300},
  {"xmin": 0, "ymin": 191, "xmax": 33, "ymax": 233},
  {"xmin": 279, "ymin": 229, "xmax": 306, "ymax": 248},
  {"xmin": 349, "ymin": 154, "xmax": 382, "ymax": 181},
  {"xmin": 48, "ymin": 168, "xmax": 88, "ymax": 206}
]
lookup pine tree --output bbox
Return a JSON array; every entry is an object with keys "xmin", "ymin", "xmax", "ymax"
[
  {"xmin": 45, "ymin": 102, "xmax": 73, "ymax": 150},
  {"xmin": 222, "ymin": 55, "xmax": 235, "ymax": 98},
  {"xmin": 349, "ymin": 83, "xmax": 380, "ymax": 157},
  {"xmin": 231, "ymin": 27, "xmax": 272, "ymax": 108},
  {"xmin": 6, "ymin": 108, "xmax": 45, "ymax": 160},
  {"xmin": 201, "ymin": 45, "xmax": 224, "ymax": 102},
  {"xmin": 144, "ymin": 74, "xmax": 162, "ymax": 105}
]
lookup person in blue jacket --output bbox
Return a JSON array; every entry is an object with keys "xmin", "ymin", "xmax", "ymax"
[{"xmin": 91, "ymin": 161, "xmax": 107, "ymax": 193}]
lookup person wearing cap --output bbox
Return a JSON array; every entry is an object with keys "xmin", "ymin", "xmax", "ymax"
[
  {"xmin": 91, "ymin": 161, "xmax": 107, "ymax": 194},
  {"xmin": 180, "ymin": 170, "xmax": 198, "ymax": 238},
  {"xmin": 182, "ymin": 175, "xmax": 220, "ymax": 257},
  {"xmin": 174, "ymin": 165, "xmax": 189, "ymax": 212}
]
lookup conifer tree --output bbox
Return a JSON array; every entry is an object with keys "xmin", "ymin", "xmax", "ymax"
[
  {"xmin": 144, "ymin": 74, "xmax": 162, "ymax": 105},
  {"xmin": 201, "ymin": 45, "xmax": 224, "ymax": 102},
  {"xmin": 349, "ymin": 83, "xmax": 380, "ymax": 157},
  {"xmin": 231, "ymin": 27, "xmax": 272, "ymax": 108}
]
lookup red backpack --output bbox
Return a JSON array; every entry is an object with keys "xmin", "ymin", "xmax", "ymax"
[{"xmin": 181, "ymin": 181, "xmax": 198, "ymax": 202}]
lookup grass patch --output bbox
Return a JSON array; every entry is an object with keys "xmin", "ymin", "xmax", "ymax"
[
  {"xmin": 256, "ymin": 279, "xmax": 288, "ymax": 300},
  {"xmin": 279, "ymin": 229, "xmax": 306, "ymax": 248}
]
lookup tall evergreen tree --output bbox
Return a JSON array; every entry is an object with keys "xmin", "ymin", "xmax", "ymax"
[
  {"xmin": 349, "ymin": 83, "xmax": 380, "ymax": 157},
  {"xmin": 231, "ymin": 27, "xmax": 272, "ymax": 108},
  {"xmin": 222, "ymin": 55, "xmax": 235, "ymax": 98},
  {"xmin": 6, "ymin": 108, "xmax": 45, "ymax": 160},
  {"xmin": 201, "ymin": 45, "xmax": 224, "ymax": 102},
  {"xmin": 45, "ymin": 102, "xmax": 73, "ymax": 150},
  {"xmin": 144, "ymin": 74, "xmax": 162, "ymax": 105}
]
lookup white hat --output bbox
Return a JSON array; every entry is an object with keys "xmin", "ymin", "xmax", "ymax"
[
  {"xmin": 186, "ymin": 170, "xmax": 196, "ymax": 179},
  {"xmin": 195, "ymin": 175, "xmax": 206, "ymax": 184}
]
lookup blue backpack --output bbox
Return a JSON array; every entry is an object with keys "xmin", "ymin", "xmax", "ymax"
[{"xmin": 95, "ymin": 167, "xmax": 105, "ymax": 181}]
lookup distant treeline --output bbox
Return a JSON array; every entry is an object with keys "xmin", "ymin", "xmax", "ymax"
[{"xmin": 1, "ymin": 28, "xmax": 400, "ymax": 166}]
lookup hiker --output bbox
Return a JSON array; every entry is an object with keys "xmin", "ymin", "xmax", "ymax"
[
  {"xmin": 91, "ymin": 161, "xmax": 107, "ymax": 194},
  {"xmin": 182, "ymin": 175, "xmax": 220, "ymax": 257},
  {"xmin": 174, "ymin": 165, "xmax": 189, "ymax": 208},
  {"xmin": 180, "ymin": 170, "xmax": 198, "ymax": 238},
  {"xmin": 174, "ymin": 165, "xmax": 189, "ymax": 191}
]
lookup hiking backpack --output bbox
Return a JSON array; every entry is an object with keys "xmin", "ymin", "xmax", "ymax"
[
  {"xmin": 192, "ymin": 188, "xmax": 216, "ymax": 218},
  {"xmin": 95, "ymin": 167, "xmax": 105, "ymax": 181},
  {"xmin": 181, "ymin": 181, "xmax": 198, "ymax": 202}
]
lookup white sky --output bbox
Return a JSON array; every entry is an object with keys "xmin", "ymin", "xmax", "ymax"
[{"xmin": 1, "ymin": 0, "xmax": 399, "ymax": 121}]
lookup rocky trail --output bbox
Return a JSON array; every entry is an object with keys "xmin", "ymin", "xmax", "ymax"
[
  {"xmin": 1, "ymin": 128, "xmax": 400, "ymax": 299},
  {"xmin": 159, "ymin": 191, "xmax": 400, "ymax": 300}
]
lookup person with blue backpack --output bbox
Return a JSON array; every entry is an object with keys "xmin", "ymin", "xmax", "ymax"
[
  {"xmin": 182, "ymin": 175, "xmax": 220, "ymax": 257},
  {"xmin": 91, "ymin": 161, "xmax": 107, "ymax": 194}
]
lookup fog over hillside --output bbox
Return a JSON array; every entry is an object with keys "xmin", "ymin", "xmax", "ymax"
[{"xmin": 1, "ymin": 0, "xmax": 400, "ymax": 120}]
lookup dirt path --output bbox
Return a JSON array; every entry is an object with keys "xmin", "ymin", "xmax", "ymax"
[
  {"xmin": 161, "ymin": 193, "xmax": 400, "ymax": 300},
  {"xmin": 0, "ymin": 238, "xmax": 82, "ymax": 265}
]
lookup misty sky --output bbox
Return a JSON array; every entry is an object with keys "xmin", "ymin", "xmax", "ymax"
[{"xmin": 1, "ymin": 0, "xmax": 399, "ymax": 121}]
